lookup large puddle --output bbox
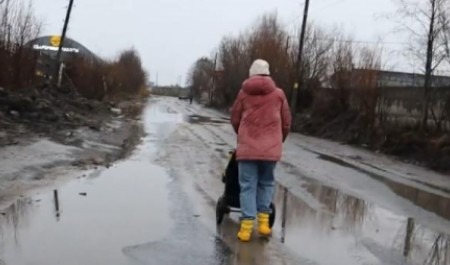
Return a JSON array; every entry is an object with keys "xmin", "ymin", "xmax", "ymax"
[
  {"xmin": 273, "ymin": 174, "xmax": 450, "ymax": 265},
  {"xmin": 0, "ymin": 160, "xmax": 171, "ymax": 265},
  {"xmin": 2, "ymin": 97, "xmax": 450, "ymax": 265},
  {"xmin": 0, "ymin": 99, "xmax": 181, "ymax": 265}
]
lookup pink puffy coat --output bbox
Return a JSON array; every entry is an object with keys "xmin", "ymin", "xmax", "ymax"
[{"xmin": 231, "ymin": 75, "xmax": 292, "ymax": 161}]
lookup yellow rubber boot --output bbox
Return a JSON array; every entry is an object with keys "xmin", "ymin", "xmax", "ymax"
[
  {"xmin": 237, "ymin": 219, "xmax": 254, "ymax": 242},
  {"xmin": 258, "ymin": 213, "xmax": 272, "ymax": 237}
]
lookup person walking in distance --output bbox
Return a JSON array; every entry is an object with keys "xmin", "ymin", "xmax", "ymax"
[{"xmin": 230, "ymin": 59, "xmax": 292, "ymax": 242}]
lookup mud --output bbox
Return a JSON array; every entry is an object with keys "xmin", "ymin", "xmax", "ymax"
[
  {"xmin": 316, "ymin": 152, "xmax": 450, "ymax": 197},
  {"xmin": 0, "ymin": 94, "xmax": 147, "ymax": 215},
  {"xmin": 0, "ymin": 85, "xmax": 147, "ymax": 155},
  {"xmin": 0, "ymin": 163, "xmax": 171, "ymax": 265},
  {"xmin": 0, "ymin": 87, "xmax": 108, "ymax": 143},
  {"xmin": 0, "ymin": 101, "xmax": 170, "ymax": 265},
  {"xmin": 2, "ymin": 97, "xmax": 450, "ymax": 265},
  {"xmin": 155, "ymin": 98, "xmax": 450, "ymax": 265},
  {"xmin": 294, "ymin": 111, "xmax": 450, "ymax": 173},
  {"xmin": 185, "ymin": 114, "xmax": 229, "ymax": 125},
  {"xmin": 273, "ymin": 179, "xmax": 450, "ymax": 265}
]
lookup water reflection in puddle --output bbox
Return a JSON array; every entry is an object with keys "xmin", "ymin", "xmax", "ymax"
[
  {"xmin": 274, "ymin": 177, "xmax": 450, "ymax": 265},
  {"xmin": 0, "ymin": 101, "xmax": 178, "ymax": 265},
  {"xmin": 185, "ymin": 114, "xmax": 229, "ymax": 125},
  {"xmin": 0, "ymin": 160, "xmax": 172, "ymax": 265}
]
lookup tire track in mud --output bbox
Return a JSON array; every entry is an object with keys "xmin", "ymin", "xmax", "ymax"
[
  {"xmin": 157, "ymin": 124, "xmax": 225, "ymax": 192},
  {"xmin": 153, "ymin": 98, "xmax": 450, "ymax": 265},
  {"xmin": 203, "ymin": 126, "xmax": 235, "ymax": 144},
  {"xmin": 147, "ymin": 99, "xmax": 450, "ymax": 265},
  {"xmin": 154, "ymin": 123, "xmax": 318, "ymax": 265},
  {"xmin": 183, "ymin": 124, "xmax": 233, "ymax": 161},
  {"xmin": 150, "ymin": 114, "xmax": 231, "ymax": 201},
  {"xmin": 161, "ymin": 98, "xmax": 328, "ymax": 221},
  {"xmin": 295, "ymin": 142, "xmax": 450, "ymax": 197},
  {"xmin": 175, "ymin": 121, "xmax": 329, "ymax": 216},
  {"xmin": 192, "ymin": 122, "xmax": 328, "ymax": 212},
  {"xmin": 150, "ymin": 99, "xmax": 344, "ymax": 264}
]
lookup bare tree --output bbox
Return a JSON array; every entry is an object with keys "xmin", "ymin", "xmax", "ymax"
[
  {"xmin": 214, "ymin": 35, "xmax": 249, "ymax": 106},
  {"xmin": 289, "ymin": 24, "xmax": 334, "ymax": 110},
  {"xmin": 246, "ymin": 13, "xmax": 292, "ymax": 90},
  {"xmin": 187, "ymin": 57, "xmax": 214, "ymax": 100},
  {"xmin": 392, "ymin": 0, "xmax": 450, "ymax": 130},
  {"xmin": 66, "ymin": 49, "xmax": 148, "ymax": 100},
  {"xmin": 0, "ymin": 0, "xmax": 42, "ymax": 89},
  {"xmin": 213, "ymin": 12, "xmax": 328, "ymax": 108},
  {"xmin": 329, "ymin": 36, "xmax": 355, "ymax": 111},
  {"xmin": 302, "ymin": 25, "xmax": 334, "ymax": 89}
]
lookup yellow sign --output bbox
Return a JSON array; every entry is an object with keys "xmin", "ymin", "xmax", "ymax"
[{"xmin": 50, "ymin": 36, "xmax": 61, "ymax": 47}]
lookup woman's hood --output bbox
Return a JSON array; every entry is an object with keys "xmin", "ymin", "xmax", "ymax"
[{"xmin": 242, "ymin": 76, "xmax": 277, "ymax": 95}]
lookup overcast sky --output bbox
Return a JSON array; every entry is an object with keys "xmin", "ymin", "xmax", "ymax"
[{"xmin": 32, "ymin": 0, "xmax": 404, "ymax": 85}]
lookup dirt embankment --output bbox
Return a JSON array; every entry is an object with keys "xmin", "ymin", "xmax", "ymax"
[
  {"xmin": 0, "ymin": 85, "xmax": 148, "ymax": 170},
  {"xmin": 294, "ymin": 111, "xmax": 450, "ymax": 174},
  {"xmin": 0, "ymin": 85, "xmax": 150, "ymax": 208}
]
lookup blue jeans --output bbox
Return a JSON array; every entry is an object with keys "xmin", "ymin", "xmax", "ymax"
[{"xmin": 238, "ymin": 161, "xmax": 276, "ymax": 220}]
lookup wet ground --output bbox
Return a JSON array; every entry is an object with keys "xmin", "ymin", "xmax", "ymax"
[{"xmin": 1, "ymin": 96, "xmax": 450, "ymax": 265}]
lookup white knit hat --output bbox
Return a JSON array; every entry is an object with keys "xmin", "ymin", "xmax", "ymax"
[{"xmin": 249, "ymin": 59, "xmax": 270, "ymax": 77}]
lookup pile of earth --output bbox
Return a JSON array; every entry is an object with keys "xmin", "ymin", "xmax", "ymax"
[
  {"xmin": 0, "ymin": 86, "xmax": 143, "ymax": 147},
  {"xmin": 294, "ymin": 111, "xmax": 450, "ymax": 173}
]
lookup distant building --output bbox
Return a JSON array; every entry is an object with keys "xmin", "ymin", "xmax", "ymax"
[
  {"xmin": 331, "ymin": 69, "xmax": 450, "ymax": 88},
  {"xmin": 368, "ymin": 69, "xmax": 450, "ymax": 87},
  {"xmin": 26, "ymin": 35, "xmax": 99, "ymax": 61},
  {"xmin": 25, "ymin": 35, "xmax": 100, "ymax": 80}
]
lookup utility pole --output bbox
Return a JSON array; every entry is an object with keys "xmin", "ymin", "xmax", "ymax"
[
  {"xmin": 149, "ymin": 70, "xmax": 151, "ymax": 86},
  {"xmin": 209, "ymin": 53, "xmax": 218, "ymax": 105},
  {"xmin": 421, "ymin": 0, "xmax": 436, "ymax": 131},
  {"xmin": 290, "ymin": 0, "xmax": 311, "ymax": 116},
  {"xmin": 54, "ymin": 0, "xmax": 75, "ymax": 88},
  {"xmin": 2, "ymin": 0, "xmax": 11, "ymax": 50},
  {"xmin": 285, "ymin": 35, "xmax": 290, "ymax": 56}
]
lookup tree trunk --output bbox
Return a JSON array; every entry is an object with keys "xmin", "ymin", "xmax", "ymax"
[{"xmin": 422, "ymin": 0, "xmax": 437, "ymax": 131}]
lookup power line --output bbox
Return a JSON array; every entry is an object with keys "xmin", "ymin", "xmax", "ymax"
[
  {"xmin": 322, "ymin": 38, "xmax": 406, "ymax": 45},
  {"xmin": 339, "ymin": 39, "xmax": 405, "ymax": 45},
  {"xmin": 312, "ymin": 0, "xmax": 348, "ymax": 13},
  {"xmin": 287, "ymin": 34, "xmax": 409, "ymax": 46},
  {"xmin": 286, "ymin": 0, "xmax": 347, "ymax": 22},
  {"xmin": 286, "ymin": 0, "xmax": 406, "ymax": 48}
]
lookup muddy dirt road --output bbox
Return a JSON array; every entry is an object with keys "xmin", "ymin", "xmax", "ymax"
[{"xmin": 1, "ymin": 96, "xmax": 450, "ymax": 265}]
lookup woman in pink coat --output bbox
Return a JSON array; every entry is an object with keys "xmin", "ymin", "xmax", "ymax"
[{"xmin": 231, "ymin": 59, "xmax": 292, "ymax": 242}]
